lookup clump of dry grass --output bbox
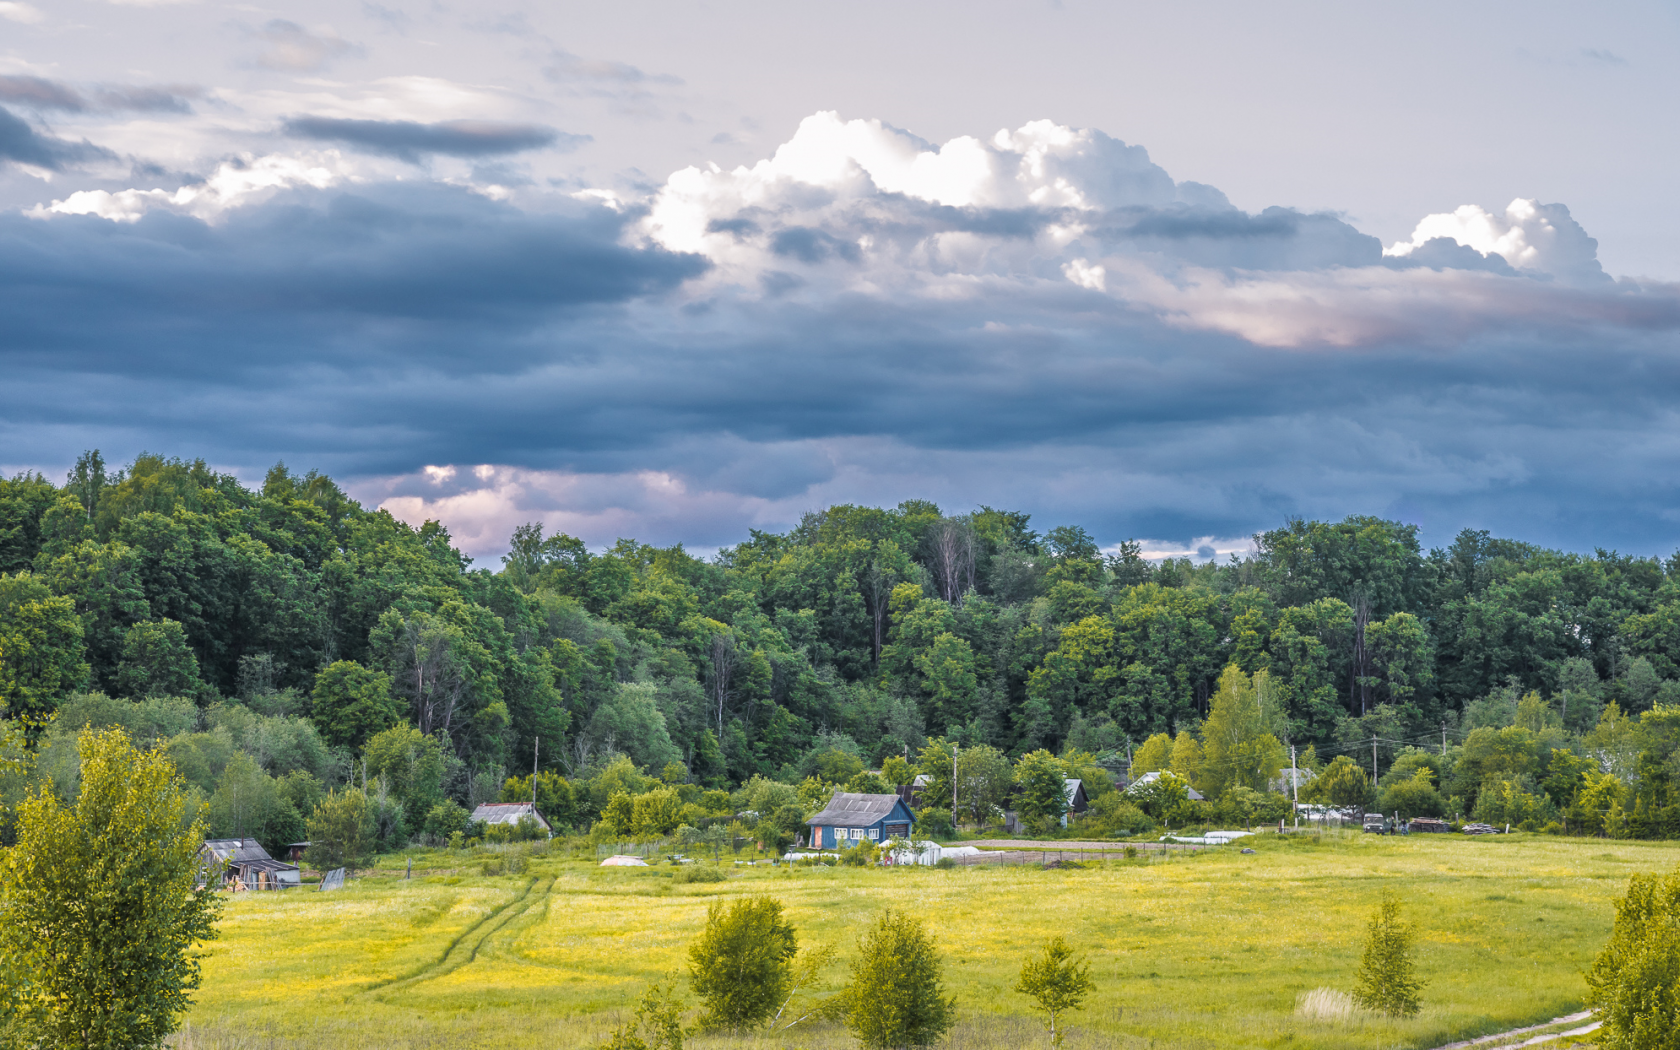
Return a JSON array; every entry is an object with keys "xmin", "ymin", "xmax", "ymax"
[{"xmin": 1295, "ymin": 987, "xmax": 1361, "ymax": 1024}]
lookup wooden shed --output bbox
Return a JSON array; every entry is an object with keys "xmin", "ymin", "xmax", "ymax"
[
  {"xmin": 201, "ymin": 838, "xmax": 300, "ymax": 890},
  {"xmin": 805, "ymin": 792, "xmax": 916, "ymax": 849}
]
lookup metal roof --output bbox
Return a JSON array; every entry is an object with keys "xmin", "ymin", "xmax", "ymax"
[
  {"xmin": 1125, "ymin": 770, "xmax": 1206, "ymax": 801},
  {"xmin": 203, "ymin": 838, "xmax": 274, "ymax": 864},
  {"xmin": 806, "ymin": 792, "xmax": 909, "ymax": 827},
  {"xmin": 470, "ymin": 802, "xmax": 552, "ymax": 829}
]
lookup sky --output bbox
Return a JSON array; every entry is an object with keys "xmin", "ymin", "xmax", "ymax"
[{"xmin": 3, "ymin": 1, "xmax": 1680, "ymax": 563}]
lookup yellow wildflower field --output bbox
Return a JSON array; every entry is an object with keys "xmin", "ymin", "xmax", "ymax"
[{"xmin": 176, "ymin": 832, "xmax": 1670, "ymax": 1050}]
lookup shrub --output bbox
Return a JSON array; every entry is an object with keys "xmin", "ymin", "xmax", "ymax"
[
  {"xmin": 481, "ymin": 856, "xmax": 506, "ymax": 876},
  {"xmin": 845, "ymin": 909, "xmax": 956, "ymax": 1049},
  {"xmin": 687, "ymin": 896, "xmax": 798, "ymax": 1032},
  {"xmin": 1351, "ymin": 893, "xmax": 1424, "ymax": 1017},
  {"xmin": 600, "ymin": 976, "xmax": 685, "ymax": 1050},
  {"xmin": 1082, "ymin": 792, "xmax": 1156, "ymax": 836},
  {"xmin": 915, "ymin": 808, "xmax": 954, "ymax": 840},
  {"xmin": 1586, "ymin": 865, "xmax": 1680, "ymax": 1050},
  {"xmin": 839, "ymin": 840, "xmax": 879, "ymax": 866},
  {"xmin": 1015, "ymin": 936, "xmax": 1096, "ymax": 1047},
  {"xmin": 673, "ymin": 865, "xmax": 727, "ymax": 884}
]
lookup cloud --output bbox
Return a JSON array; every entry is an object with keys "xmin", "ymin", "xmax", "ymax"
[
  {"xmin": 0, "ymin": 106, "xmax": 118, "ymax": 172},
  {"xmin": 0, "ymin": 76, "xmax": 201, "ymax": 114},
  {"xmin": 9, "ymin": 112, "xmax": 1680, "ymax": 562},
  {"xmin": 0, "ymin": 76, "xmax": 84, "ymax": 111},
  {"xmin": 544, "ymin": 50, "xmax": 681, "ymax": 87},
  {"xmin": 252, "ymin": 20, "xmax": 360, "ymax": 72},
  {"xmin": 282, "ymin": 116, "xmax": 581, "ymax": 163},
  {"xmin": 0, "ymin": 2, "xmax": 43, "ymax": 22},
  {"xmin": 1385, "ymin": 198, "xmax": 1609, "ymax": 285},
  {"xmin": 33, "ymin": 152, "xmax": 348, "ymax": 222}
]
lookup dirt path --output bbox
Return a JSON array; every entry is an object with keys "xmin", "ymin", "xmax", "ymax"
[{"xmin": 1430, "ymin": 1011, "xmax": 1600, "ymax": 1050}]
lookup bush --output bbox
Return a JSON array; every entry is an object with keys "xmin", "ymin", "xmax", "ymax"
[
  {"xmin": 915, "ymin": 809, "xmax": 954, "ymax": 840},
  {"xmin": 422, "ymin": 800, "xmax": 470, "ymax": 843},
  {"xmin": 839, "ymin": 841, "xmax": 879, "ymax": 866},
  {"xmin": 1587, "ymin": 865, "xmax": 1680, "ymax": 1050},
  {"xmin": 672, "ymin": 865, "xmax": 727, "ymax": 884},
  {"xmin": 845, "ymin": 909, "xmax": 956, "ymax": 1048},
  {"xmin": 1081, "ymin": 793, "xmax": 1156, "ymax": 836},
  {"xmin": 687, "ymin": 896, "xmax": 798, "ymax": 1032}
]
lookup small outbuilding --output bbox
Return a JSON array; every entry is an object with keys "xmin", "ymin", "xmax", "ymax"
[
  {"xmin": 201, "ymin": 838, "xmax": 300, "ymax": 890},
  {"xmin": 469, "ymin": 802, "xmax": 553, "ymax": 836},
  {"xmin": 806, "ymin": 792, "xmax": 916, "ymax": 849}
]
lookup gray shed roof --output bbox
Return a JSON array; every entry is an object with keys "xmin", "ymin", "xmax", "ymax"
[
  {"xmin": 202, "ymin": 838, "xmax": 273, "ymax": 864},
  {"xmin": 806, "ymin": 792, "xmax": 908, "ymax": 828}
]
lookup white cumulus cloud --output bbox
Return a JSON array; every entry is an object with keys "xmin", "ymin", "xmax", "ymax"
[{"xmin": 1385, "ymin": 198, "xmax": 1607, "ymax": 285}]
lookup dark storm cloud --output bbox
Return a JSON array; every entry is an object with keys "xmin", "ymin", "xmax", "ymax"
[
  {"xmin": 8, "ymin": 177, "xmax": 1680, "ymax": 556},
  {"xmin": 0, "ymin": 106, "xmax": 116, "ymax": 170},
  {"xmin": 282, "ymin": 116, "xmax": 582, "ymax": 163}
]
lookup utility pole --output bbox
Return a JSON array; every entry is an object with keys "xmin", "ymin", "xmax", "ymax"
[
  {"xmin": 1372, "ymin": 735, "xmax": 1378, "ymax": 785},
  {"xmin": 952, "ymin": 744, "xmax": 959, "ymax": 833},
  {"xmin": 1290, "ymin": 743, "xmax": 1299, "ymax": 829},
  {"xmin": 533, "ymin": 737, "xmax": 539, "ymax": 807},
  {"xmin": 1441, "ymin": 722, "xmax": 1447, "ymax": 756}
]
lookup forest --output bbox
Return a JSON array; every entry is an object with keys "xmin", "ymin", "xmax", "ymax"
[{"xmin": 4, "ymin": 450, "xmax": 1680, "ymax": 854}]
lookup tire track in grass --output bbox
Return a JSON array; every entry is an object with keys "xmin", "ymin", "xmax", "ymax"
[{"xmin": 360, "ymin": 876, "xmax": 549, "ymax": 994}]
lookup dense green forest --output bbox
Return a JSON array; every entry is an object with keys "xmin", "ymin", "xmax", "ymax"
[{"xmin": 5, "ymin": 451, "xmax": 1680, "ymax": 854}]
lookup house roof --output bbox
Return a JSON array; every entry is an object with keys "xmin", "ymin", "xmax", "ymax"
[
  {"xmin": 203, "ymin": 838, "xmax": 273, "ymax": 864},
  {"xmin": 470, "ymin": 802, "xmax": 552, "ymax": 829},
  {"xmin": 1125, "ymin": 770, "xmax": 1206, "ymax": 801},
  {"xmin": 806, "ymin": 792, "xmax": 912, "ymax": 828}
]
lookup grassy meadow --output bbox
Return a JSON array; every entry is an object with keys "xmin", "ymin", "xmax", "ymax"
[{"xmin": 172, "ymin": 832, "xmax": 1671, "ymax": 1050}]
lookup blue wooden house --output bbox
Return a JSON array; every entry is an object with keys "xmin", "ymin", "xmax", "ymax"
[{"xmin": 805, "ymin": 792, "xmax": 916, "ymax": 848}]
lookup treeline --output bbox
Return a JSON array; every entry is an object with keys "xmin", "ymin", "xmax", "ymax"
[{"xmin": 5, "ymin": 451, "xmax": 1680, "ymax": 849}]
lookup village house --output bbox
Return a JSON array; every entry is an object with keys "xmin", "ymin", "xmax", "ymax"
[
  {"xmin": 1126, "ymin": 770, "xmax": 1206, "ymax": 801},
  {"xmin": 805, "ymin": 792, "xmax": 916, "ymax": 848},
  {"xmin": 470, "ymin": 801, "xmax": 553, "ymax": 836}
]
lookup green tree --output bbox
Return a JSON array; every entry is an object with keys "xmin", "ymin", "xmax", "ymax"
[
  {"xmin": 1129, "ymin": 733, "xmax": 1172, "ymax": 777},
  {"xmin": 1351, "ymin": 893, "xmax": 1424, "ymax": 1017},
  {"xmin": 1303, "ymin": 755, "xmax": 1373, "ymax": 811},
  {"xmin": 845, "ymin": 909, "xmax": 957, "ymax": 1049},
  {"xmin": 311, "ymin": 661, "xmax": 401, "ymax": 750},
  {"xmin": 954, "ymin": 744, "xmax": 1013, "ymax": 826},
  {"xmin": 1169, "ymin": 731, "xmax": 1203, "ymax": 791},
  {"xmin": 688, "ymin": 896, "xmax": 798, "ymax": 1033},
  {"xmin": 1014, "ymin": 749, "xmax": 1069, "ymax": 833},
  {"xmin": 1587, "ymin": 866, "xmax": 1680, "ymax": 1050},
  {"xmin": 0, "ymin": 727, "xmax": 221, "ymax": 1049},
  {"xmin": 1199, "ymin": 664, "xmax": 1286, "ymax": 797},
  {"xmin": 362, "ymin": 722, "xmax": 447, "ymax": 815},
  {"xmin": 303, "ymin": 789, "xmax": 375, "ymax": 870},
  {"xmin": 1014, "ymin": 936, "xmax": 1096, "ymax": 1047},
  {"xmin": 116, "ymin": 619, "xmax": 203, "ymax": 700},
  {"xmin": 0, "ymin": 572, "xmax": 89, "ymax": 717}
]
